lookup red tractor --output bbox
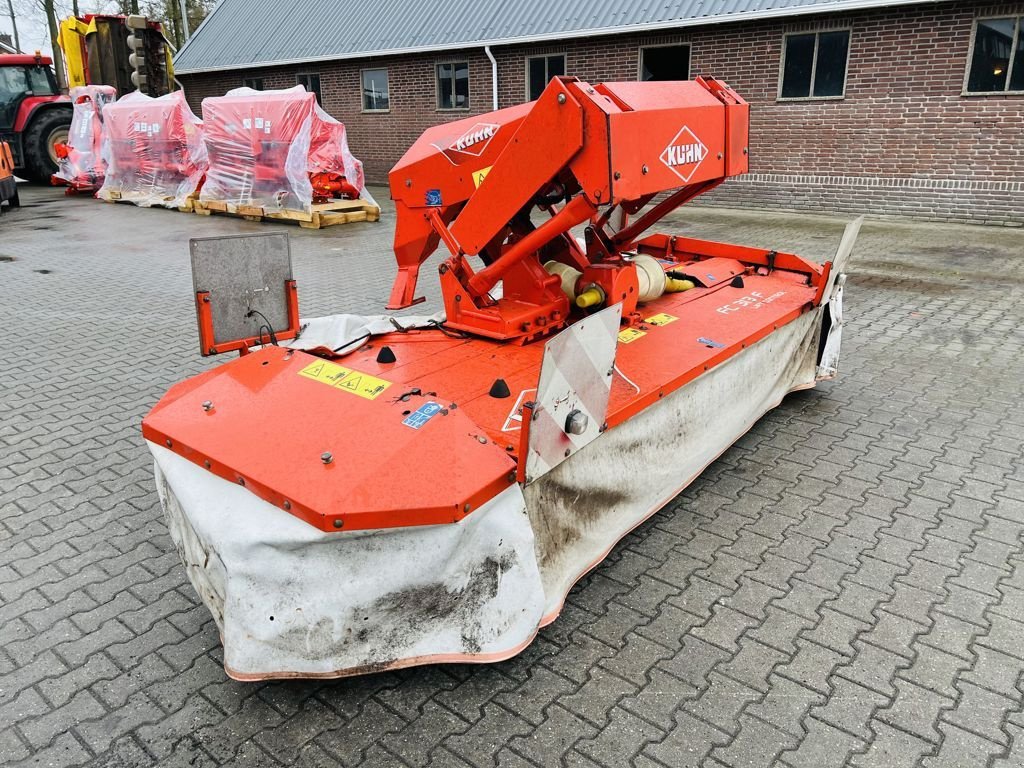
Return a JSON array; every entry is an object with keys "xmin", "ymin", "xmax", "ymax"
[{"xmin": 0, "ymin": 53, "xmax": 72, "ymax": 182}]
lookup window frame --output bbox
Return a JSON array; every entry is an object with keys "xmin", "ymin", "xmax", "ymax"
[
  {"xmin": 962, "ymin": 15, "xmax": 1024, "ymax": 96},
  {"xmin": 637, "ymin": 42, "xmax": 692, "ymax": 82},
  {"xmin": 241, "ymin": 76, "xmax": 264, "ymax": 90},
  {"xmin": 776, "ymin": 28, "xmax": 852, "ymax": 102},
  {"xmin": 295, "ymin": 72, "xmax": 322, "ymax": 105},
  {"xmin": 525, "ymin": 53, "xmax": 567, "ymax": 100},
  {"xmin": 360, "ymin": 67, "xmax": 391, "ymax": 113},
  {"xmin": 435, "ymin": 60, "xmax": 470, "ymax": 111}
]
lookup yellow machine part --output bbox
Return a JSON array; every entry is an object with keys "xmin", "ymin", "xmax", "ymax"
[
  {"xmin": 165, "ymin": 44, "xmax": 175, "ymax": 84},
  {"xmin": 58, "ymin": 16, "xmax": 92, "ymax": 90},
  {"xmin": 58, "ymin": 15, "xmax": 175, "ymax": 94}
]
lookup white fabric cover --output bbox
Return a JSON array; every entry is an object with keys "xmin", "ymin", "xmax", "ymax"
[{"xmin": 151, "ymin": 304, "xmax": 840, "ymax": 678}]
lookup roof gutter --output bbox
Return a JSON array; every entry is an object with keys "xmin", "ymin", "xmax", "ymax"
[
  {"xmin": 173, "ymin": 0, "xmax": 942, "ymax": 75},
  {"xmin": 484, "ymin": 44, "xmax": 498, "ymax": 111}
]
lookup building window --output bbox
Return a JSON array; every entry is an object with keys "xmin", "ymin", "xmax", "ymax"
[
  {"xmin": 639, "ymin": 45, "xmax": 690, "ymax": 81},
  {"xmin": 296, "ymin": 73, "xmax": 322, "ymax": 104},
  {"xmin": 436, "ymin": 62, "xmax": 469, "ymax": 109},
  {"xmin": 361, "ymin": 68, "xmax": 389, "ymax": 111},
  {"xmin": 779, "ymin": 30, "xmax": 850, "ymax": 99},
  {"xmin": 242, "ymin": 77, "xmax": 264, "ymax": 90},
  {"xmin": 966, "ymin": 17, "xmax": 1024, "ymax": 93},
  {"xmin": 527, "ymin": 54, "xmax": 565, "ymax": 99}
]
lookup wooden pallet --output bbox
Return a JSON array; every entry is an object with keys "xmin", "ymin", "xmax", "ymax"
[
  {"xmin": 192, "ymin": 198, "xmax": 380, "ymax": 228},
  {"xmin": 101, "ymin": 189, "xmax": 199, "ymax": 212}
]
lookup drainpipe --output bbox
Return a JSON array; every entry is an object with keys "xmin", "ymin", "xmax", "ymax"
[{"xmin": 484, "ymin": 45, "xmax": 498, "ymax": 110}]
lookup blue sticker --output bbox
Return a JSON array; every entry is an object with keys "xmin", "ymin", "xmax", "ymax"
[
  {"xmin": 706, "ymin": 273, "xmax": 716, "ymax": 281},
  {"xmin": 698, "ymin": 337, "xmax": 725, "ymax": 348},
  {"xmin": 425, "ymin": 189, "xmax": 443, "ymax": 206},
  {"xmin": 403, "ymin": 401, "xmax": 443, "ymax": 429}
]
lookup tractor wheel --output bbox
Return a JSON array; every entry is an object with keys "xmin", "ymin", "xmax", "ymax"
[{"xmin": 22, "ymin": 108, "xmax": 72, "ymax": 184}]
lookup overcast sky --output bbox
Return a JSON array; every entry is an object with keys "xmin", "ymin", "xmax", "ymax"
[{"xmin": 1, "ymin": 2, "xmax": 126, "ymax": 58}]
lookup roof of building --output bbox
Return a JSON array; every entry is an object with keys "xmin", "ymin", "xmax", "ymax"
[
  {"xmin": 174, "ymin": 0, "xmax": 938, "ymax": 74},
  {"xmin": 0, "ymin": 36, "xmax": 17, "ymax": 55}
]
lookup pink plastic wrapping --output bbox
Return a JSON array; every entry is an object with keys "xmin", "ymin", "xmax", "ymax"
[
  {"xmin": 97, "ymin": 91, "xmax": 208, "ymax": 208},
  {"xmin": 53, "ymin": 85, "xmax": 117, "ymax": 191},
  {"xmin": 200, "ymin": 86, "xmax": 366, "ymax": 213}
]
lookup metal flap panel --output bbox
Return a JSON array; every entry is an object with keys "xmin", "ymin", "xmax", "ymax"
[
  {"xmin": 190, "ymin": 233, "xmax": 293, "ymax": 346},
  {"xmin": 526, "ymin": 304, "xmax": 621, "ymax": 484},
  {"xmin": 824, "ymin": 215, "xmax": 863, "ymax": 299}
]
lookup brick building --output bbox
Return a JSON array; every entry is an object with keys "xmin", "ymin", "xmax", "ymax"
[{"xmin": 174, "ymin": 0, "xmax": 1024, "ymax": 225}]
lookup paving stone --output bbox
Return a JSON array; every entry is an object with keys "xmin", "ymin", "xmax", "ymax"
[
  {"xmin": 803, "ymin": 607, "xmax": 871, "ymax": 658},
  {"xmin": 561, "ymin": 666, "xmax": 640, "ymax": 729},
  {"xmin": 875, "ymin": 677, "xmax": 952, "ymax": 743},
  {"xmin": 18, "ymin": 688, "xmax": 107, "ymax": 751},
  {"xmin": 313, "ymin": 699, "xmax": 405, "ymax": 766},
  {"xmin": 717, "ymin": 637, "xmax": 789, "ymax": 694},
  {"xmin": 507, "ymin": 705, "xmax": 596, "ymax": 766},
  {"xmin": 380, "ymin": 701, "xmax": 471, "ymax": 768},
  {"xmin": 746, "ymin": 675, "xmax": 826, "ymax": 738},
  {"xmin": 942, "ymin": 681, "xmax": 1017, "ymax": 746},
  {"xmin": 923, "ymin": 721, "xmax": 1007, "ymax": 768},
  {"xmin": 9, "ymin": 731, "xmax": 92, "ymax": 768},
  {"xmin": 657, "ymin": 636, "xmax": 730, "ymax": 692},
  {"xmin": 777, "ymin": 639, "xmax": 847, "ymax": 696},
  {"xmin": 445, "ymin": 703, "xmax": 534, "ymax": 766},
  {"xmin": 749, "ymin": 607, "xmax": 816, "ymax": 656},
  {"xmin": 643, "ymin": 710, "xmax": 730, "ymax": 768},
  {"xmin": 812, "ymin": 677, "xmax": 889, "ymax": 742},
  {"xmin": 493, "ymin": 665, "xmax": 577, "ymax": 727},
  {"xmin": 781, "ymin": 716, "xmax": 865, "ymax": 768},
  {"xmin": 575, "ymin": 705, "xmax": 666, "ymax": 767},
  {"xmin": 849, "ymin": 721, "xmax": 934, "ymax": 768},
  {"xmin": 681, "ymin": 671, "xmax": 761, "ymax": 735}
]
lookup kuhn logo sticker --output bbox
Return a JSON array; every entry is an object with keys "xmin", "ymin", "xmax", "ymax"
[
  {"xmin": 660, "ymin": 126, "xmax": 708, "ymax": 183},
  {"xmin": 441, "ymin": 122, "xmax": 499, "ymax": 162}
]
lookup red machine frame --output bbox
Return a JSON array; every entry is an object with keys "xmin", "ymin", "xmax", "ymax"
[
  {"xmin": 195, "ymin": 280, "xmax": 301, "ymax": 356},
  {"xmin": 388, "ymin": 76, "xmax": 754, "ymax": 342}
]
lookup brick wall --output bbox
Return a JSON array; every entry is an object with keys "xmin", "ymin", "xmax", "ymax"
[{"xmin": 178, "ymin": 0, "xmax": 1024, "ymax": 225}]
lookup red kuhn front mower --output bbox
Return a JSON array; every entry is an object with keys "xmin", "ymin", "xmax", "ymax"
[{"xmin": 143, "ymin": 76, "xmax": 858, "ymax": 679}]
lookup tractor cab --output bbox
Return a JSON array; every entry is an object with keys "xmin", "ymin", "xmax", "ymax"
[{"xmin": 0, "ymin": 54, "xmax": 71, "ymax": 181}]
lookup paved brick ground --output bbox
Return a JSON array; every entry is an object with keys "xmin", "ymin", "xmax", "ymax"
[{"xmin": 1, "ymin": 186, "xmax": 1023, "ymax": 768}]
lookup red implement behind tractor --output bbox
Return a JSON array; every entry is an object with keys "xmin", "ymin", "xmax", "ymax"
[
  {"xmin": 51, "ymin": 84, "xmax": 117, "ymax": 193},
  {"xmin": 144, "ymin": 77, "xmax": 858, "ymax": 680}
]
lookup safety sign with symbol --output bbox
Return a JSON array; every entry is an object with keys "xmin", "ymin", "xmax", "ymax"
[
  {"xmin": 617, "ymin": 328, "xmax": 647, "ymax": 344},
  {"xmin": 645, "ymin": 313, "xmax": 678, "ymax": 326},
  {"xmin": 472, "ymin": 166, "xmax": 493, "ymax": 188},
  {"xmin": 298, "ymin": 360, "xmax": 392, "ymax": 400},
  {"xmin": 402, "ymin": 401, "xmax": 443, "ymax": 429}
]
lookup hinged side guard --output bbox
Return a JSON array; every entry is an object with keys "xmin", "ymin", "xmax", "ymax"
[{"xmin": 191, "ymin": 233, "xmax": 301, "ymax": 356}]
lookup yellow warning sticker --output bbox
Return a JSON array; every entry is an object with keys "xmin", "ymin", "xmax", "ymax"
[
  {"xmin": 299, "ymin": 359, "xmax": 351, "ymax": 385},
  {"xmin": 336, "ymin": 371, "xmax": 392, "ymax": 400},
  {"xmin": 645, "ymin": 313, "xmax": 678, "ymax": 327},
  {"xmin": 298, "ymin": 360, "xmax": 392, "ymax": 400},
  {"xmin": 618, "ymin": 328, "xmax": 647, "ymax": 344},
  {"xmin": 471, "ymin": 166, "xmax": 492, "ymax": 188}
]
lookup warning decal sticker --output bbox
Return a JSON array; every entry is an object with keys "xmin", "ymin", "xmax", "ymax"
[
  {"xmin": 472, "ymin": 166, "xmax": 492, "ymax": 188},
  {"xmin": 298, "ymin": 360, "xmax": 392, "ymax": 400},
  {"xmin": 645, "ymin": 313, "xmax": 678, "ymax": 327},
  {"xmin": 618, "ymin": 328, "xmax": 647, "ymax": 344}
]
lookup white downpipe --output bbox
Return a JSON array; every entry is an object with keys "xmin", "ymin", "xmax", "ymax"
[{"xmin": 484, "ymin": 45, "xmax": 498, "ymax": 110}]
